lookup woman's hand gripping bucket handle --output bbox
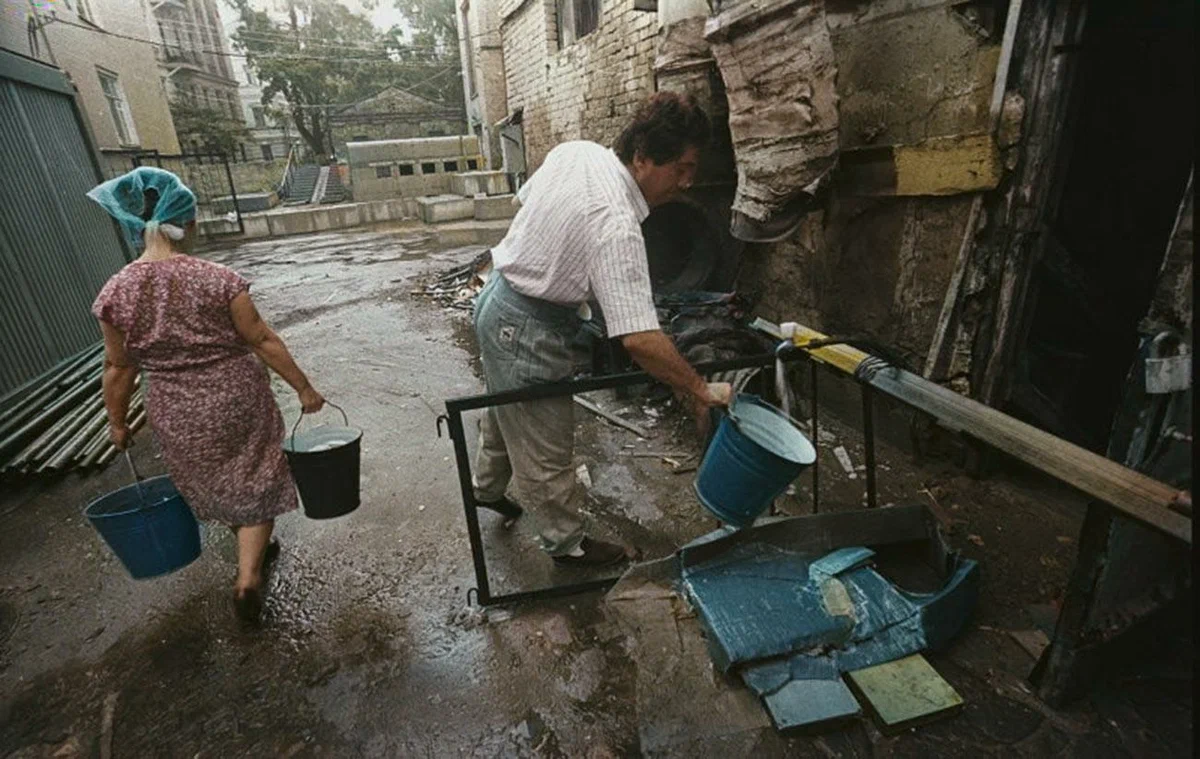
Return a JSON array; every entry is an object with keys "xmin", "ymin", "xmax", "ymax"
[{"xmin": 290, "ymin": 401, "xmax": 350, "ymax": 451}]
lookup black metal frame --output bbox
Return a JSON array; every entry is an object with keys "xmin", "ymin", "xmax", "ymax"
[{"xmin": 439, "ymin": 347, "xmax": 881, "ymax": 607}]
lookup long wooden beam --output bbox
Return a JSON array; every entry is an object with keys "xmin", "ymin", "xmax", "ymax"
[{"xmin": 781, "ymin": 323, "xmax": 1191, "ymax": 544}]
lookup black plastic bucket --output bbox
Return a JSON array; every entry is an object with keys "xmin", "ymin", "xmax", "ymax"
[{"xmin": 282, "ymin": 403, "xmax": 362, "ymax": 519}]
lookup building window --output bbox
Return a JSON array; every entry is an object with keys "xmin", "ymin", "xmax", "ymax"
[
  {"xmin": 421, "ymin": 162, "xmax": 437, "ymax": 174},
  {"xmin": 444, "ymin": 160, "xmax": 459, "ymax": 172},
  {"xmin": 261, "ymin": 144, "xmax": 274, "ymax": 161},
  {"xmin": 252, "ymin": 107, "xmax": 266, "ymax": 128},
  {"xmin": 556, "ymin": 0, "xmax": 599, "ymax": 49},
  {"xmin": 399, "ymin": 164, "xmax": 415, "ymax": 176},
  {"xmin": 97, "ymin": 70, "xmax": 138, "ymax": 146},
  {"xmin": 467, "ymin": 158, "xmax": 479, "ymax": 170},
  {"xmin": 375, "ymin": 165, "xmax": 393, "ymax": 178}
]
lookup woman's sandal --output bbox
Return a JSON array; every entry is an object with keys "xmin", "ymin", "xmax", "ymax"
[
  {"xmin": 233, "ymin": 588, "xmax": 263, "ymax": 625},
  {"xmin": 233, "ymin": 540, "xmax": 281, "ymax": 626}
]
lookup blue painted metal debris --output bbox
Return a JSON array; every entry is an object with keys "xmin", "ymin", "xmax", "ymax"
[{"xmin": 678, "ymin": 519, "xmax": 979, "ymax": 732}]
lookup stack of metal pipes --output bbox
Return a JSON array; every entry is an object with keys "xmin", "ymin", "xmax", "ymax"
[{"xmin": 0, "ymin": 344, "xmax": 146, "ymax": 477}]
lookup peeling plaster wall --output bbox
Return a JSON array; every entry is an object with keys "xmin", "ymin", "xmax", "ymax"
[
  {"xmin": 746, "ymin": 2, "xmax": 1001, "ymax": 369},
  {"xmin": 492, "ymin": 0, "xmax": 1003, "ymax": 370}
]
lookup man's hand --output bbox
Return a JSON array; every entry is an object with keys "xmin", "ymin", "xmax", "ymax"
[
  {"xmin": 621, "ymin": 330, "xmax": 736, "ymax": 439},
  {"xmin": 687, "ymin": 382, "xmax": 733, "ymax": 438}
]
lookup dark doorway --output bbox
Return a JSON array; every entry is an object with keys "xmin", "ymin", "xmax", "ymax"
[{"xmin": 1010, "ymin": 0, "xmax": 1194, "ymax": 450}]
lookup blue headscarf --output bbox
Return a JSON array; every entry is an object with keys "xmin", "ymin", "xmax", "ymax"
[{"xmin": 87, "ymin": 166, "xmax": 197, "ymax": 249}]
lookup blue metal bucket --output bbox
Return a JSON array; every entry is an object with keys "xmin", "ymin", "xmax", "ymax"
[
  {"xmin": 84, "ymin": 471, "xmax": 201, "ymax": 580},
  {"xmin": 694, "ymin": 393, "xmax": 816, "ymax": 527}
]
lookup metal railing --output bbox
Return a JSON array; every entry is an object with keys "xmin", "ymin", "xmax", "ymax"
[{"xmin": 276, "ymin": 143, "xmax": 298, "ymax": 200}]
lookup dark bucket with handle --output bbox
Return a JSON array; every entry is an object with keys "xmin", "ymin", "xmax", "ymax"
[
  {"xmin": 84, "ymin": 452, "xmax": 202, "ymax": 579},
  {"xmin": 282, "ymin": 402, "xmax": 362, "ymax": 519}
]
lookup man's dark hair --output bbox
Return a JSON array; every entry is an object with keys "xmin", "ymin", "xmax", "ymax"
[{"xmin": 614, "ymin": 91, "xmax": 711, "ymax": 165}]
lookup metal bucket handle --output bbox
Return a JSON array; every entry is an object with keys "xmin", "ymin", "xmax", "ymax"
[
  {"xmin": 290, "ymin": 401, "xmax": 350, "ymax": 451},
  {"xmin": 124, "ymin": 450, "xmax": 147, "ymax": 507},
  {"xmin": 707, "ymin": 394, "xmax": 815, "ymax": 451},
  {"xmin": 705, "ymin": 396, "xmax": 743, "ymax": 451}
]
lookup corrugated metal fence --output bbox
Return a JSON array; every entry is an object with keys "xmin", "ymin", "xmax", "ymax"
[{"xmin": 0, "ymin": 51, "xmax": 129, "ymax": 397}]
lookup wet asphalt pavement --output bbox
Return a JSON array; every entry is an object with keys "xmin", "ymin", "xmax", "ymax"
[{"xmin": 0, "ymin": 227, "xmax": 1191, "ymax": 758}]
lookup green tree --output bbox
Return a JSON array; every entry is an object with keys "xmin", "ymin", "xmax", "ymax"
[
  {"xmin": 231, "ymin": 0, "xmax": 461, "ymax": 162},
  {"xmin": 171, "ymin": 97, "xmax": 250, "ymax": 157},
  {"xmin": 392, "ymin": 0, "xmax": 458, "ymax": 50}
]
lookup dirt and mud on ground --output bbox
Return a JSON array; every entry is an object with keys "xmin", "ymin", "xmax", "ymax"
[{"xmin": 0, "ymin": 228, "xmax": 1190, "ymax": 757}]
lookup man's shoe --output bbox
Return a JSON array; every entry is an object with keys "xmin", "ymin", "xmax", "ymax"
[
  {"xmin": 475, "ymin": 496, "xmax": 523, "ymax": 520},
  {"xmin": 552, "ymin": 538, "xmax": 628, "ymax": 568}
]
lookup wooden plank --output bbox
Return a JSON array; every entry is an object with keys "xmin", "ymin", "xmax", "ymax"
[
  {"xmin": 573, "ymin": 396, "xmax": 654, "ymax": 438},
  {"xmin": 781, "ymin": 323, "xmax": 1191, "ymax": 544},
  {"xmin": 846, "ymin": 654, "xmax": 964, "ymax": 734},
  {"xmin": 840, "ymin": 134, "xmax": 1002, "ymax": 197},
  {"xmin": 1009, "ymin": 628, "xmax": 1051, "ymax": 661}
]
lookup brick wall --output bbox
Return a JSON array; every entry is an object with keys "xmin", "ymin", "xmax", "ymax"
[{"xmin": 500, "ymin": 0, "xmax": 658, "ymax": 172}]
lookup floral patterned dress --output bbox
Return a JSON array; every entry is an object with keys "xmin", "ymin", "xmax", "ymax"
[{"xmin": 92, "ymin": 256, "xmax": 298, "ymax": 526}]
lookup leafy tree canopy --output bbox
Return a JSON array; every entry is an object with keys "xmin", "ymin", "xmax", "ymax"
[
  {"xmin": 171, "ymin": 97, "xmax": 251, "ymax": 157},
  {"xmin": 230, "ymin": 0, "xmax": 462, "ymax": 161}
]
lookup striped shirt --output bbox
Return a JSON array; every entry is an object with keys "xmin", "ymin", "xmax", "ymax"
[{"xmin": 491, "ymin": 141, "xmax": 659, "ymax": 337}]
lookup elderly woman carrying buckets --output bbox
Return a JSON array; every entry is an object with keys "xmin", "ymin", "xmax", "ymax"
[{"xmin": 89, "ymin": 167, "xmax": 325, "ymax": 625}]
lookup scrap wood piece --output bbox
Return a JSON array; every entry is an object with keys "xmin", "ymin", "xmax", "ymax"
[
  {"xmin": 919, "ymin": 487, "xmax": 959, "ymax": 531},
  {"xmin": 839, "ymin": 134, "xmax": 1003, "ymax": 197},
  {"xmin": 573, "ymin": 396, "xmax": 654, "ymax": 438},
  {"xmin": 604, "ymin": 557, "xmax": 773, "ymax": 753},
  {"xmin": 845, "ymin": 654, "xmax": 964, "ymax": 735},
  {"xmin": 100, "ymin": 691, "xmax": 119, "ymax": 759},
  {"xmin": 832, "ymin": 446, "xmax": 858, "ymax": 479},
  {"xmin": 1008, "ymin": 628, "xmax": 1051, "ymax": 661}
]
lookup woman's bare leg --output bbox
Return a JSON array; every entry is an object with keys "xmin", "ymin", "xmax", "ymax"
[{"xmin": 234, "ymin": 520, "xmax": 274, "ymax": 595}]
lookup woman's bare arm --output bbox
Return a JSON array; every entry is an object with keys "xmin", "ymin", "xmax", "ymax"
[
  {"xmin": 230, "ymin": 292, "xmax": 324, "ymax": 412},
  {"xmin": 99, "ymin": 320, "xmax": 138, "ymax": 449}
]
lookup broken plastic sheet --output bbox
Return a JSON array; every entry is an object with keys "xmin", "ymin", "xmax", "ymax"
[{"xmin": 681, "ymin": 541, "xmax": 979, "ymax": 676}]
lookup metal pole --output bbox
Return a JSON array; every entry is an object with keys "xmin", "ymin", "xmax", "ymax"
[
  {"xmin": 222, "ymin": 154, "xmax": 244, "ymax": 235},
  {"xmin": 446, "ymin": 408, "xmax": 492, "ymax": 605},
  {"xmin": 810, "ymin": 357, "xmax": 819, "ymax": 514},
  {"xmin": 862, "ymin": 383, "xmax": 878, "ymax": 508}
]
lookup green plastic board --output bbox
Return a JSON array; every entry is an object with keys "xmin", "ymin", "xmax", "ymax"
[{"xmin": 846, "ymin": 654, "xmax": 963, "ymax": 734}]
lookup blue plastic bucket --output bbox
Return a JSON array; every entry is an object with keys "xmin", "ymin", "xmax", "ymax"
[
  {"xmin": 694, "ymin": 393, "xmax": 816, "ymax": 527},
  {"xmin": 84, "ymin": 475, "xmax": 202, "ymax": 579}
]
